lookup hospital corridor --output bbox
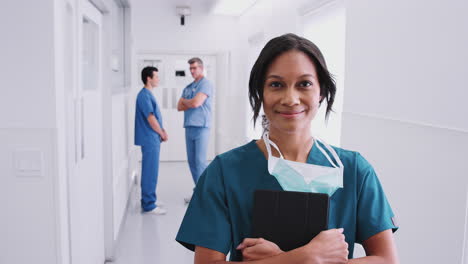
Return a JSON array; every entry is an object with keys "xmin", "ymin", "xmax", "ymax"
[{"xmin": 1, "ymin": 0, "xmax": 468, "ymax": 263}]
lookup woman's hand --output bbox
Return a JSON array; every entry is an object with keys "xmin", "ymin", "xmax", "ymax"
[
  {"xmin": 236, "ymin": 229, "xmax": 348, "ymax": 263},
  {"xmin": 237, "ymin": 238, "xmax": 284, "ymax": 261},
  {"xmin": 306, "ymin": 228, "xmax": 349, "ymax": 264}
]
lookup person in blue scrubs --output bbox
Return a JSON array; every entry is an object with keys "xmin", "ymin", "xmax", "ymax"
[
  {"xmin": 176, "ymin": 34, "xmax": 399, "ymax": 263},
  {"xmin": 177, "ymin": 57, "xmax": 213, "ymax": 202},
  {"xmin": 135, "ymin": 66, "xmax": 168, "ymax": 215}
]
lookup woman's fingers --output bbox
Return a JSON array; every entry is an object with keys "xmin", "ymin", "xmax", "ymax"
[
  {"xmin": 240, "ymin": 238, "xmax": 283, "ymax": 261},
  {"xmin": 236, "ymin": 238, "xmax": 264, "ymax": 250},
  {"xmin": 306, "ymin": 228, "xmax": 349, "ymax": 263}
]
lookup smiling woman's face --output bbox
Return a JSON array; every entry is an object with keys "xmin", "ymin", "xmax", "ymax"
[{"xmin": 263, "ymin": 50, "xmax": 322, "ymax": 135}]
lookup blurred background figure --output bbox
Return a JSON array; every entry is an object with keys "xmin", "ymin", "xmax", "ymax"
[
  {"xmin": 135, "ymin": 66, "xmax": 168, "ymax": 215},
  {"xmin": 177, "ymin": 57, "xmax": 214, "ymax": 203}
]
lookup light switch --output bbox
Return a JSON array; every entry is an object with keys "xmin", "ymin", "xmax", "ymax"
[{"xmin": 13, "ymin": 149, "xmax": 44, "ymax": 177}]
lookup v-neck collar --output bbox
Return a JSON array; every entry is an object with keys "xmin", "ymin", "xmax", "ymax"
[{"xmin": 248, "ymin": 139, "xmax": 334, "ymax": 168}]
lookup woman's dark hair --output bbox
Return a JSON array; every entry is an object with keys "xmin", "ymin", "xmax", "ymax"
[
  {"xmin": 248, "ymin": 33, "xmax": 336, "ymax": 126},
  {"xmin": 141, "ymin": 66, "xmax": 158, "ymax": 85}
]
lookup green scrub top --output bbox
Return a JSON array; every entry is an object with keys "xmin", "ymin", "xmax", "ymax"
[{"xmin": 176, "ymin": 140, "xmax": 398, "ymax": 261}]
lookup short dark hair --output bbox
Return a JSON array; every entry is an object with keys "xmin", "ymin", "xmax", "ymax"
[
  {"xmin": 141, "ymin": 66, "xmax": 158, "ymax": 85},
  {"xmin": 188, "ymin": 57, "xmax": 204, "ymax": 67},
  {"xmin": 248, "ymin": 33, "xmax": 336, "ymax": 126}
]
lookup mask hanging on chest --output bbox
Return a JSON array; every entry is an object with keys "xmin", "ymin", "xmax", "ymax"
[{"xmin": 263, "ymin": 132, "xmax": 344, "ymax": 196}]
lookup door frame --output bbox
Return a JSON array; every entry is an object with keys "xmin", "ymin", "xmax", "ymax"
[{"xmin": 66, "ymin": 1, "xmax": 107, "ymax": 263}]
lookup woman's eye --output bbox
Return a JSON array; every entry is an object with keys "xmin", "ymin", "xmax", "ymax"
[
  {"xmin": 269, "ymin": 81, "xmax": 282, "ymax": 88},
  {"xmin": 299, "ymin": 81, "xmax": 312, "ymax": 88}
]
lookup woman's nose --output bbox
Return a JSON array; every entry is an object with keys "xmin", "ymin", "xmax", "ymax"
[{"xmin": 280, "ymin": 87, "xmax": 300, "ymax": 106}]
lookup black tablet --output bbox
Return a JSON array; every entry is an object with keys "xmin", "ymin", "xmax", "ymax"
[{"xmin": 251, "ymin": 189, "xmax": 330, "ymax": 252}]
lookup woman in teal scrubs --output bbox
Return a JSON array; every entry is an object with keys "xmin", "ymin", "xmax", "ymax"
[{"xmin": 176, "ymin": 33, "xmax": 399, "ymax": 263}]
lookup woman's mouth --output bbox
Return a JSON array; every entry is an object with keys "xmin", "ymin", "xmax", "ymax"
[{"xmin": 276, "ymin": 110, "xmax": 306, "ymax": 118}]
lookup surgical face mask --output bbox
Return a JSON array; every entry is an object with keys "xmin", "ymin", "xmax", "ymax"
[{"xmin": 263, "ymin": 132, "xmax": 343, "ymax": 196}]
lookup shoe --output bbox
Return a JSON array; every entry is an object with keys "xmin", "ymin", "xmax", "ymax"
[
  {"xmin": 156, "ymin": 201, "xmax": 165, "ymax": 207},
  {"xmin": 144, "ymin": 207, "xmax": 167, "ymax": 215},
  {"xmin": 184, "ymin": 194, "xmax": 192, "ymax": 204}
]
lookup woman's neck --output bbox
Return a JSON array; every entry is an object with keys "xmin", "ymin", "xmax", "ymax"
[{"xmin": 262, "ymin": 127, "xmax": 313, "ymax": 163}]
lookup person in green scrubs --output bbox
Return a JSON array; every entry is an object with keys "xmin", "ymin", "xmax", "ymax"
[{"xmin": 176, "ymin": 33, "xmax": 399, "ymax": 263}]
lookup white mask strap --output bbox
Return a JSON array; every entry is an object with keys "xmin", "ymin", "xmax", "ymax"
[
  {"xmin": 314, "ymin": 138, "xmax": 344, "ymax": 168},
  {"xmin": 262, "ymin": 132, "xmax": 284, "ymax": 159}
]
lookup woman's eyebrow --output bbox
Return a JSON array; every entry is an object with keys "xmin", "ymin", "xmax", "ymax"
[
  {"xmin": 266, "ymin": 74, "xmax": 316, "ymax": 79},
  {"xmin": 266, "ymin": 74, "xmax": 283, "ymax": 79},
  {"xmin": 299, "ymin": 74, "xmax": 316, "ymax": 79}
]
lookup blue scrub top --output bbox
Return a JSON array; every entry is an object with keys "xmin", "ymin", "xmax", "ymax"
[
  {"xmin": 134, "ymin": 88, "xmax": 163, "ymax": 146},
  {"xmin": 181, "ymin": 77, "xmax": 213, "ymax": 128},
  {"xmin": 176, "ymin": 140, "xmax": 398, "ymax": 261}
]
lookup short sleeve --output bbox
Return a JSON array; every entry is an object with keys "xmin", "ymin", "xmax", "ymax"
[
  {"xmin": 355, "ymin": 153, "xmax": 399, "ymax": 244},
  {"xmin": 137, "ymin": 93, "xmax": 153, "ymax": 119},
  {"xmin": 176, "ymin": 157, "xmax": 232, "ymax": 254},
  {"xmin": 181, "ymin": 87, "xmax": 188, "ymax": 98},
  {"xmin": 198, "ymin": 79, "xmax": 213, "ymax": 97}
]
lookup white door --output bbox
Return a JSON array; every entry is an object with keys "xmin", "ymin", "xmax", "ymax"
[
  {"xmin": 138, "ymin": 54, "xmax": 217, "ymax": 161},
  {"xmin": 67, "ymin": 2, "xmax": 105, "ymax": 264}
]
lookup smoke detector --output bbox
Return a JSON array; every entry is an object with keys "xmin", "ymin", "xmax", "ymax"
[{"xmin": 176, "ymin": 6, "xmax": 191, "ymax": 26}]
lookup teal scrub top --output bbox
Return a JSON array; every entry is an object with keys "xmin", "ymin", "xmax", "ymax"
[{"xmin": 176, "ymin": 140, "xmax": 398, "ymax": 261}]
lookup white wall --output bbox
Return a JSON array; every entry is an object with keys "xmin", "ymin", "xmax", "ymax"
[
  {"xmin": 0, "ymin": 0, "xmax": 61, "ymax": 263},
  {"xmin": 302, "ymin": 1, "xmax": 346, "ymax": 146},
  {"xmin": 112, "ymin": 93, "xmax": 132, "ymax": 238},
  {"xmin": 343, "ymin": 0, "xmax": 468, "ymax": 263},
  {"xmin": 0, "ymin": 2, "xmax": 56, "ymax": 129},
  {"xmin": 464, "ymin": 189, "xmax": 468, "ymax": 264}
]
